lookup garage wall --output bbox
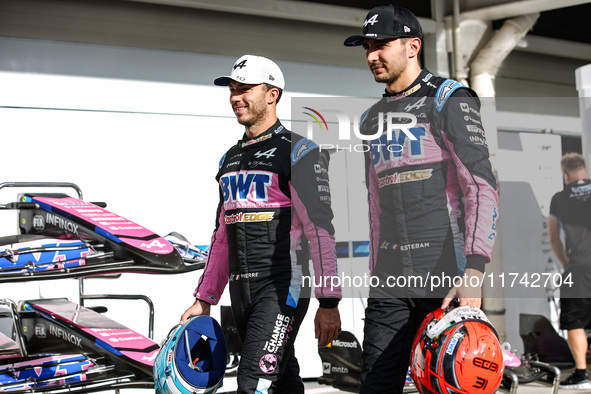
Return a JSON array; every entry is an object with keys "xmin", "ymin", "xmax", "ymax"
[
  {"xmin": 1, "ymin": 0, "xmax": 585, "ymax": 101},
  {"xmin": 1, "ymin": 0, "xmax": 588, "ymax": 379},
  {"xmin": 0, "ymin": 0, "xmax": 367, "ymax": 68}
]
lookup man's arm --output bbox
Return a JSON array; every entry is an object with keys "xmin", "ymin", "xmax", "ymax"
[
  {"xmin": 194, "ymin": 186, "xmax": 230, "ymax": 304},
  {"xmin": 314, "ymin": 307, "xmax": 341, "ymax": 347},
  {"xmin": 180, "ymin": 299, "xmax": 211, "ymax": 324},
  {"xmin": 180, "ymin": 186, "xmax": 230, "ymax": 322},
  {"xmin": 441, "ymin": 268, "xmax": 484, "ymax": 308},
  {"xmin": 290, "ymin": 138, "xmax": 341, "ymax": 346},
  {"xmin": 440, "ymin": 89, "xmax": 499, "ymax": 309},
  {"xmin": 548, "ymin": 214, "xmax": 568, "ymax": 267}
]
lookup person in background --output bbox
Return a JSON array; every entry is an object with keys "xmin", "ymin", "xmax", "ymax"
[{"xmin": 549, "ymin": 152, "xmax": 591, "ymax": 390}]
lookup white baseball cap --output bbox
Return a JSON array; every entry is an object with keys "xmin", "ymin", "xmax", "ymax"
[{"xmin": 213, "ymin": 55, "xmax": 285, "ymax": 90}]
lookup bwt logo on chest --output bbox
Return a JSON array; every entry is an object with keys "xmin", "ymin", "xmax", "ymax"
[{"xmin": 221, "ymin": 171, "xmax": 272, "ymax": 202}]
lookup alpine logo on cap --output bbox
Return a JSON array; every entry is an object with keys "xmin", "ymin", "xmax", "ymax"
[
  {"xmin": 269, "ymin": 75, "xmax": 275, "ymax": 81},
  {"xmin": 234, "ymin": 59, "xmax": 248, "ymax": 70},
  {"xmin": 404, "ymin": 26, "xmax": 411, "ymax": 33},
  {"xmin": 364, "ymin": 14, "xmax": 379, "ymax": 27}
]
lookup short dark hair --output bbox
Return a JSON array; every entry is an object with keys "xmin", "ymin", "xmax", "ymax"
[
  {"xmin": 561, "ymin": 152, "xmax": 586, "ymax": 175},
  {"xmin": 264, "ymin": 83, "xmax": 283, "ymax": 104}
]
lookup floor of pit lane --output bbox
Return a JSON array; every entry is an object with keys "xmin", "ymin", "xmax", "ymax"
[
  {"xmin": 216, "ymin": 379, "xmax": 591, "ymax": 393},
  {"xmin": 301, "ymin": 382, "xmax": 591, "ymax": 394},
  {"xmin": 207, "ymin": 365, "xmax": 591, "ymax": 394},
  {"xmin": 107, "ymin": 377, "xmax": 591, "ymax": 393}
]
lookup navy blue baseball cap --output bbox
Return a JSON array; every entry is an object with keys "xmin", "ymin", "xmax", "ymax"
[{"xmin": 344, "ymin": 4, "xmax": 423, "ymax": 47}]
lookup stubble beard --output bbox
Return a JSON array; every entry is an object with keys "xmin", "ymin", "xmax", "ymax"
[
  {"xmin": 237, "ymin": 97, "xmax": 269, "ymax": 128},
  {"xmin": 372, "ymin": 46, "xmax": 408, "ymax": 86},
  {"xmin": 374, "ymin": 59, "xmax": 406, "ymax": 85}
]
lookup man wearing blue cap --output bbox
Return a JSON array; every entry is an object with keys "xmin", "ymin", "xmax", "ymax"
[
  {"xmin": 344, "ymin": 5, "xmax": 499, "ymax": 393},
  {"xmin": 181, "ymin": 55, "xmax": 341, "ymax": 394}
]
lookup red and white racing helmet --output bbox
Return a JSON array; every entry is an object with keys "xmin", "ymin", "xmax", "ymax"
[{"xmin": 410, "ymin": 305, "xmax": 504, "ymax": 394}]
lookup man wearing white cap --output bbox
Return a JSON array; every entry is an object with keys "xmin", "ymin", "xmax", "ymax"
[{"xmin": 181, "ymin": 55, "xmax": 341, "ymax": 394}]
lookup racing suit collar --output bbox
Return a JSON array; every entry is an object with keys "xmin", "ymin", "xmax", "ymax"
[
  {"xmin": 240, "ymin": 120, "xmax": 285, "ymax": 149},
  {"xmin": 382, "ymin": 69, "xmax": 432, "ymax": 99}
]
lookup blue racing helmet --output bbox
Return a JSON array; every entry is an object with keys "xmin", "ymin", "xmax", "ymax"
[{"xmin": 154, "ymin": 316, "xmax": 227, "ymax": 394}]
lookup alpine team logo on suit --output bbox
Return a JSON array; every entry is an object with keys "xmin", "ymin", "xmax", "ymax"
[{"xmin": 221, "ymin": 171, "xmax": 272, "ymax": 203}]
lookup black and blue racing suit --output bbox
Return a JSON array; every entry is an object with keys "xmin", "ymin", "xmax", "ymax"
[
  {"xmin": 359, "ymin": 69, "xmax": 499, "ymax": 393},
  {"xmin": 194, "ymin": 120, "xmax": 341, "ymax": 393}
]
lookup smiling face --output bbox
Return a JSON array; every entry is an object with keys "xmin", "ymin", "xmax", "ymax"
[
  {"xmin": 228, "ymin": 81, "xmax": 281, "ymax": 138},
  {"xmin": 228, "ymin": 81, "xmax": 271, "ymax": 128}
]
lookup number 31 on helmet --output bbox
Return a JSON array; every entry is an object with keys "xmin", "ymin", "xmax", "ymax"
[{"xmin": 410, "ymin": 305, "xmax": 504, "ymax": 394}]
